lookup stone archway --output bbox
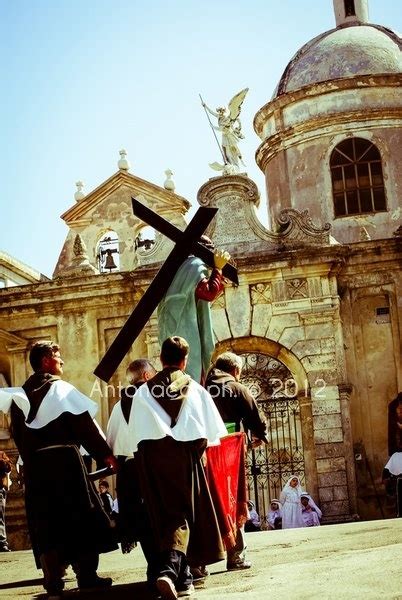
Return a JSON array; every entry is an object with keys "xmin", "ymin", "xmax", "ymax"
[{"xmin": 213, "ymin": 336, "xmax": 316, "ymax": 527}]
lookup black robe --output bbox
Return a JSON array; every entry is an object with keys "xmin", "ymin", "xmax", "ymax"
[
  {"xmin": 135, "ymin": 368, "xmax": 225, "ymax": 566},
  {"xmin": 10, "ymin": 373, "xmax": 117, "ymax": 566}
]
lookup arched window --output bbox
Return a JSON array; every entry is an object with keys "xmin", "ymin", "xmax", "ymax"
[{"xmin": 330, "ymin": 138, "xmax": 386, "ymax": 217}]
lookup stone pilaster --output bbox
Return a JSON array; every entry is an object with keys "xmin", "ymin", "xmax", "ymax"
[
  {"xmin": 298, "ymin": 392, "xmax": 319, "ymax": 501},
  {"xmin": 338, "ymin": 382, "xmax": 358, "ymax": 516}
]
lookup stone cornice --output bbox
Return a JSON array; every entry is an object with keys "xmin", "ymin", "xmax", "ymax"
[
  {"xmin": 61, "ymin": 170, "xmax": 191, "ymax": 225},
  {"xmin": 255, "ymin": 108, "xmax": 402, "ymax": 170},
  {"xmin": 254, "ymin": 73, "xmax": 402, "ymax": 137}
]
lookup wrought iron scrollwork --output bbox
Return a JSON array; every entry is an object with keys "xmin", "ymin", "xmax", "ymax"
[{"xmin": 240, "ymin": 352, "xmax": 306, "ymax": 527}]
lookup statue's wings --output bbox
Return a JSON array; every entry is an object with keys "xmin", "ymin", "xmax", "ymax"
[{"xmin": 228, "ymin": 88, "xmax": 249, "ymax": 121}]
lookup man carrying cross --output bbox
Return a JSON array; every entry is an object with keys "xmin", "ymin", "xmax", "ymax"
[{"xmin": 94, "ymin": 199, "xmax": 237, "ymax": 383}]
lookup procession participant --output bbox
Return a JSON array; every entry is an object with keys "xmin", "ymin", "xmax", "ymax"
[
  {"xmin": 0, "ymin": 449, "xmax": 11, "ymax": 551},
  {"xmin": 128, "ymin": 336, "xmax": 227, "ymax": 600},
  {"xmin": 205, "ymin": 351, "xmax": 268, "ymax": 570},
  {"xmin": 106, "ymin": 358, "xmax": 160, "ymax": 584},
  {"xmin": 158, "ymin": 237, "xmax": 230, "ymax": 383},
  {"xmin": 0, "ymin": 340, "xmax": 118, "ymax": 599},
  {"xmin": 279, "ymin": 476, "xmax": 304, "ymax": 529},
  {"xmin": 382, "ymin": 451, "xmax": 402, "ymax": 517}
]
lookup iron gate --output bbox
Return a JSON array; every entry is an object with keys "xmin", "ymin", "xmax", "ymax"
[{"xmin": 240, "ymin": 352, "xmax": 306, "ymax": 527}]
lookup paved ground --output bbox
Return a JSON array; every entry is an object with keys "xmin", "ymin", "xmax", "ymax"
[{"xmin": 1, "ymin": 518, "xmax": 401, "ymax": 599}]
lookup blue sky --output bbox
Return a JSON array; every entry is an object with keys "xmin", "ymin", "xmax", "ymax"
[{"xmin": 1, "ymin": 0, "xmax": 400, "ymax": 277}]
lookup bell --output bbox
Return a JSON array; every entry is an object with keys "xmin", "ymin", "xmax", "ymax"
[{"xmin": 103, "ymin": 249, "xmax": 117, "ymax": 270}]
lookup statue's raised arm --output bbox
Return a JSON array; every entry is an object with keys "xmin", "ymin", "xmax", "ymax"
[{"xmin": 200, "ymin": 88, "xmax": 249, "ymax": 174}]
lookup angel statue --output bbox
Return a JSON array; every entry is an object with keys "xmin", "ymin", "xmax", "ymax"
[{"xmin": 201, "ymin": 88, "xmax": 249, "ymax": 174}]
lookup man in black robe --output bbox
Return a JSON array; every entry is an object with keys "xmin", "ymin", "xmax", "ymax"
[
  {"xmin": 106, "ymin": 358, "xmax": 159, "ymax": 584},
  {"xmin": 1, "ymin": 340, "xmax": 118, "ymax": 599},
  {"xmin": 128, "ymin": 336, "xmax": 227, "ymax": 600}
]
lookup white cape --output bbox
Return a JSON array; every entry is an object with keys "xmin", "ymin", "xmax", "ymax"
[
  {"xmin": 106, "ymin": 401, "xmax": 132, "ymax": 456},
  {"xmin": 128, "ymin": 380, "xmax": 227, "ymax": 453},
  {"xmin": 385, "ymin": 452, "xmax": 402, "ymax": 476},
  {"xmin": 0, "ymin": 380, "xmax": 98, "ymax": 429}
]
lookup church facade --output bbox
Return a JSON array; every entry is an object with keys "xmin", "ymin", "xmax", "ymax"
[{"xmin": 0, "ymin": 0, "xmax": 401, "ymax": 548}]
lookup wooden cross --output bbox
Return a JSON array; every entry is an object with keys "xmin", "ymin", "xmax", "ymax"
[{"xmin": 94, "ymin": 198, "xmax": 238, "ymax": 382}]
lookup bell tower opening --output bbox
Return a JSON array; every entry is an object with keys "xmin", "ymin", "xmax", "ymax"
[
  {"xmin": 344, "ymin": 0, "xmax": 356, "ymax": 17},
  {"xmin": 96, "ymin": 231, "xmax": 120, "ymax": 274}
]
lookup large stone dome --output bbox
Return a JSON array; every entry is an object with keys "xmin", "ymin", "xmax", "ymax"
[{"xmin": 275, "ymin": 24, "xmax": 401, "ymax": 97}]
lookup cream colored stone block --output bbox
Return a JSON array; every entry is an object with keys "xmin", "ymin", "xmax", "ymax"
[
  {"xmin": 317, "ymin": 457, "xmax": 346, "ymax": 473},
  {"xmin": 292, "ymin": 339, "xmax": 321, "ymax": 358},
  {"xmin": 305, "ymin": 322, "xmax": 334, "ymax": 339},
  {"xmin": 311, "ymin": 397, "xmax": 341, "ymax": 415},
  {"xmin": 301, "ymin": 353, "xmax": 337, "ymax": 371},
  {"xmin": 267, "ymin": 313, "xmax": 300, "ymax": 341},
  {"xmin": 314, "ymin": 428, "xmax": 329, "ymax": 443},
  {"xmin": 320, "ymin": 337, "xmax": 336, "ymax": 353},
  {"xmin": 279, "ymin": 326, "xmax": 305, "ymax": 349},
  {"xmin": 327, "ymin": 427, "xmax": 344, "ymax": 443},
  {"xmin": 225, "ymin": 285, "xmax": 251, "ymax": 338},
  {"xmin": 212, "ymin": 308, "xmax": 232, "ymax": 342},
  {"xmin": 314, "ymin": 414, "xmax": 342, "ymax": 429},
  {"xmin": 251, "ymin": 303, "xmax": 272, "ymax": 337}
]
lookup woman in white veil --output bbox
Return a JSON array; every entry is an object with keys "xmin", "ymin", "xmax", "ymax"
[{"xmin": 279, "ymin": 475, "xmax": 304, "ymax": 528}]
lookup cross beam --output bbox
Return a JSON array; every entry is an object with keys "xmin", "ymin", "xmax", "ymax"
[{"xmin": 94, "ymin": 199, "xmax": 238, "ymax": 382}]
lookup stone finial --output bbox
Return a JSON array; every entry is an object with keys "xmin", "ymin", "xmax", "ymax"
[
  {"xmin": 74, "ymin": 181, "xmax": 85, "ymax": 202},
  {"xmin": 59, "ymin": 233, "xmax": 97, "ymax": 278},
  {"xmin": 118, "ymin": 148, "xmax": 130, "ymax": 171},
  {"xmin": 73, "ymin": 233, "xmax": 87, "ymax": 258},
  {"xmin": 163, "ymin": 169, "xmax": 176, "ymax": 192}
]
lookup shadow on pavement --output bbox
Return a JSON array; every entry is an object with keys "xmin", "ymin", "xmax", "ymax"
[
  {"xmin": 33, "ymin": 581, "xmax": 156, "ymax": 599},
  {"xmin": 0, "ymin": 578, "xmax": 44, "ymax": 590}
]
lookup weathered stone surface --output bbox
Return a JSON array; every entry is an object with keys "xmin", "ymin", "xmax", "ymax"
[
  {"xmin": 314, "ymin": 427, "xmax": 344, "ymax": 443},
  {"xmin": 212, "ymin": 307, "xmax": 232, "ymax": 342},
  {"xmin": 305, "ymin": 322, "xmax": 334, "ymax": 339},
  {"xmin": 314, "ymin": 413, "xmax": 342, "ymax": 430},
  {"xmin": 320, "ymin": 337, "xmax": 336, "ymax": 353},
  {"xmin": 333, "ymin": 485, "xmax": 349, "ymax": 500},
  {"xmin": 251, "ymin": 302, "xmax": 272, "ymax": 337},
  {"xmin": 311, "ymin": 397, "xmax": 341, "ymax": 415},
  {"xmin": 292, "ymin": 339, "xmax": 321, "ymax": 358},
  {"xmin": 318, "ymin": 487, "xmax": 334, "ymax": 502},
  {"xmin": 315, "ymin": 442, "xmax": 345, "ymax": 459},
  {"xmin": 267, "ymin": 313, "xmax": 300, "ymax": 341},
  {"xmin": 301, "ymin": 352, "xmax": 337, "ymax": 371},
  {"xmin": 279, "ymin": 325, "xmax": 306, "ymax": 348},
  {"xmin": 321, "ymin": 499, "xmax": 350, "ymax": 516},
  {"xmin": 318, "ymin": 471, "xmax": 347, "ymax": 487},
  {"xmin": 317, "ymin": 456, "xmax": 346, "ymax": 473},
  {"xmin": 225, "ymin": 285, "xmax": 252, "ymax": 337}
]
